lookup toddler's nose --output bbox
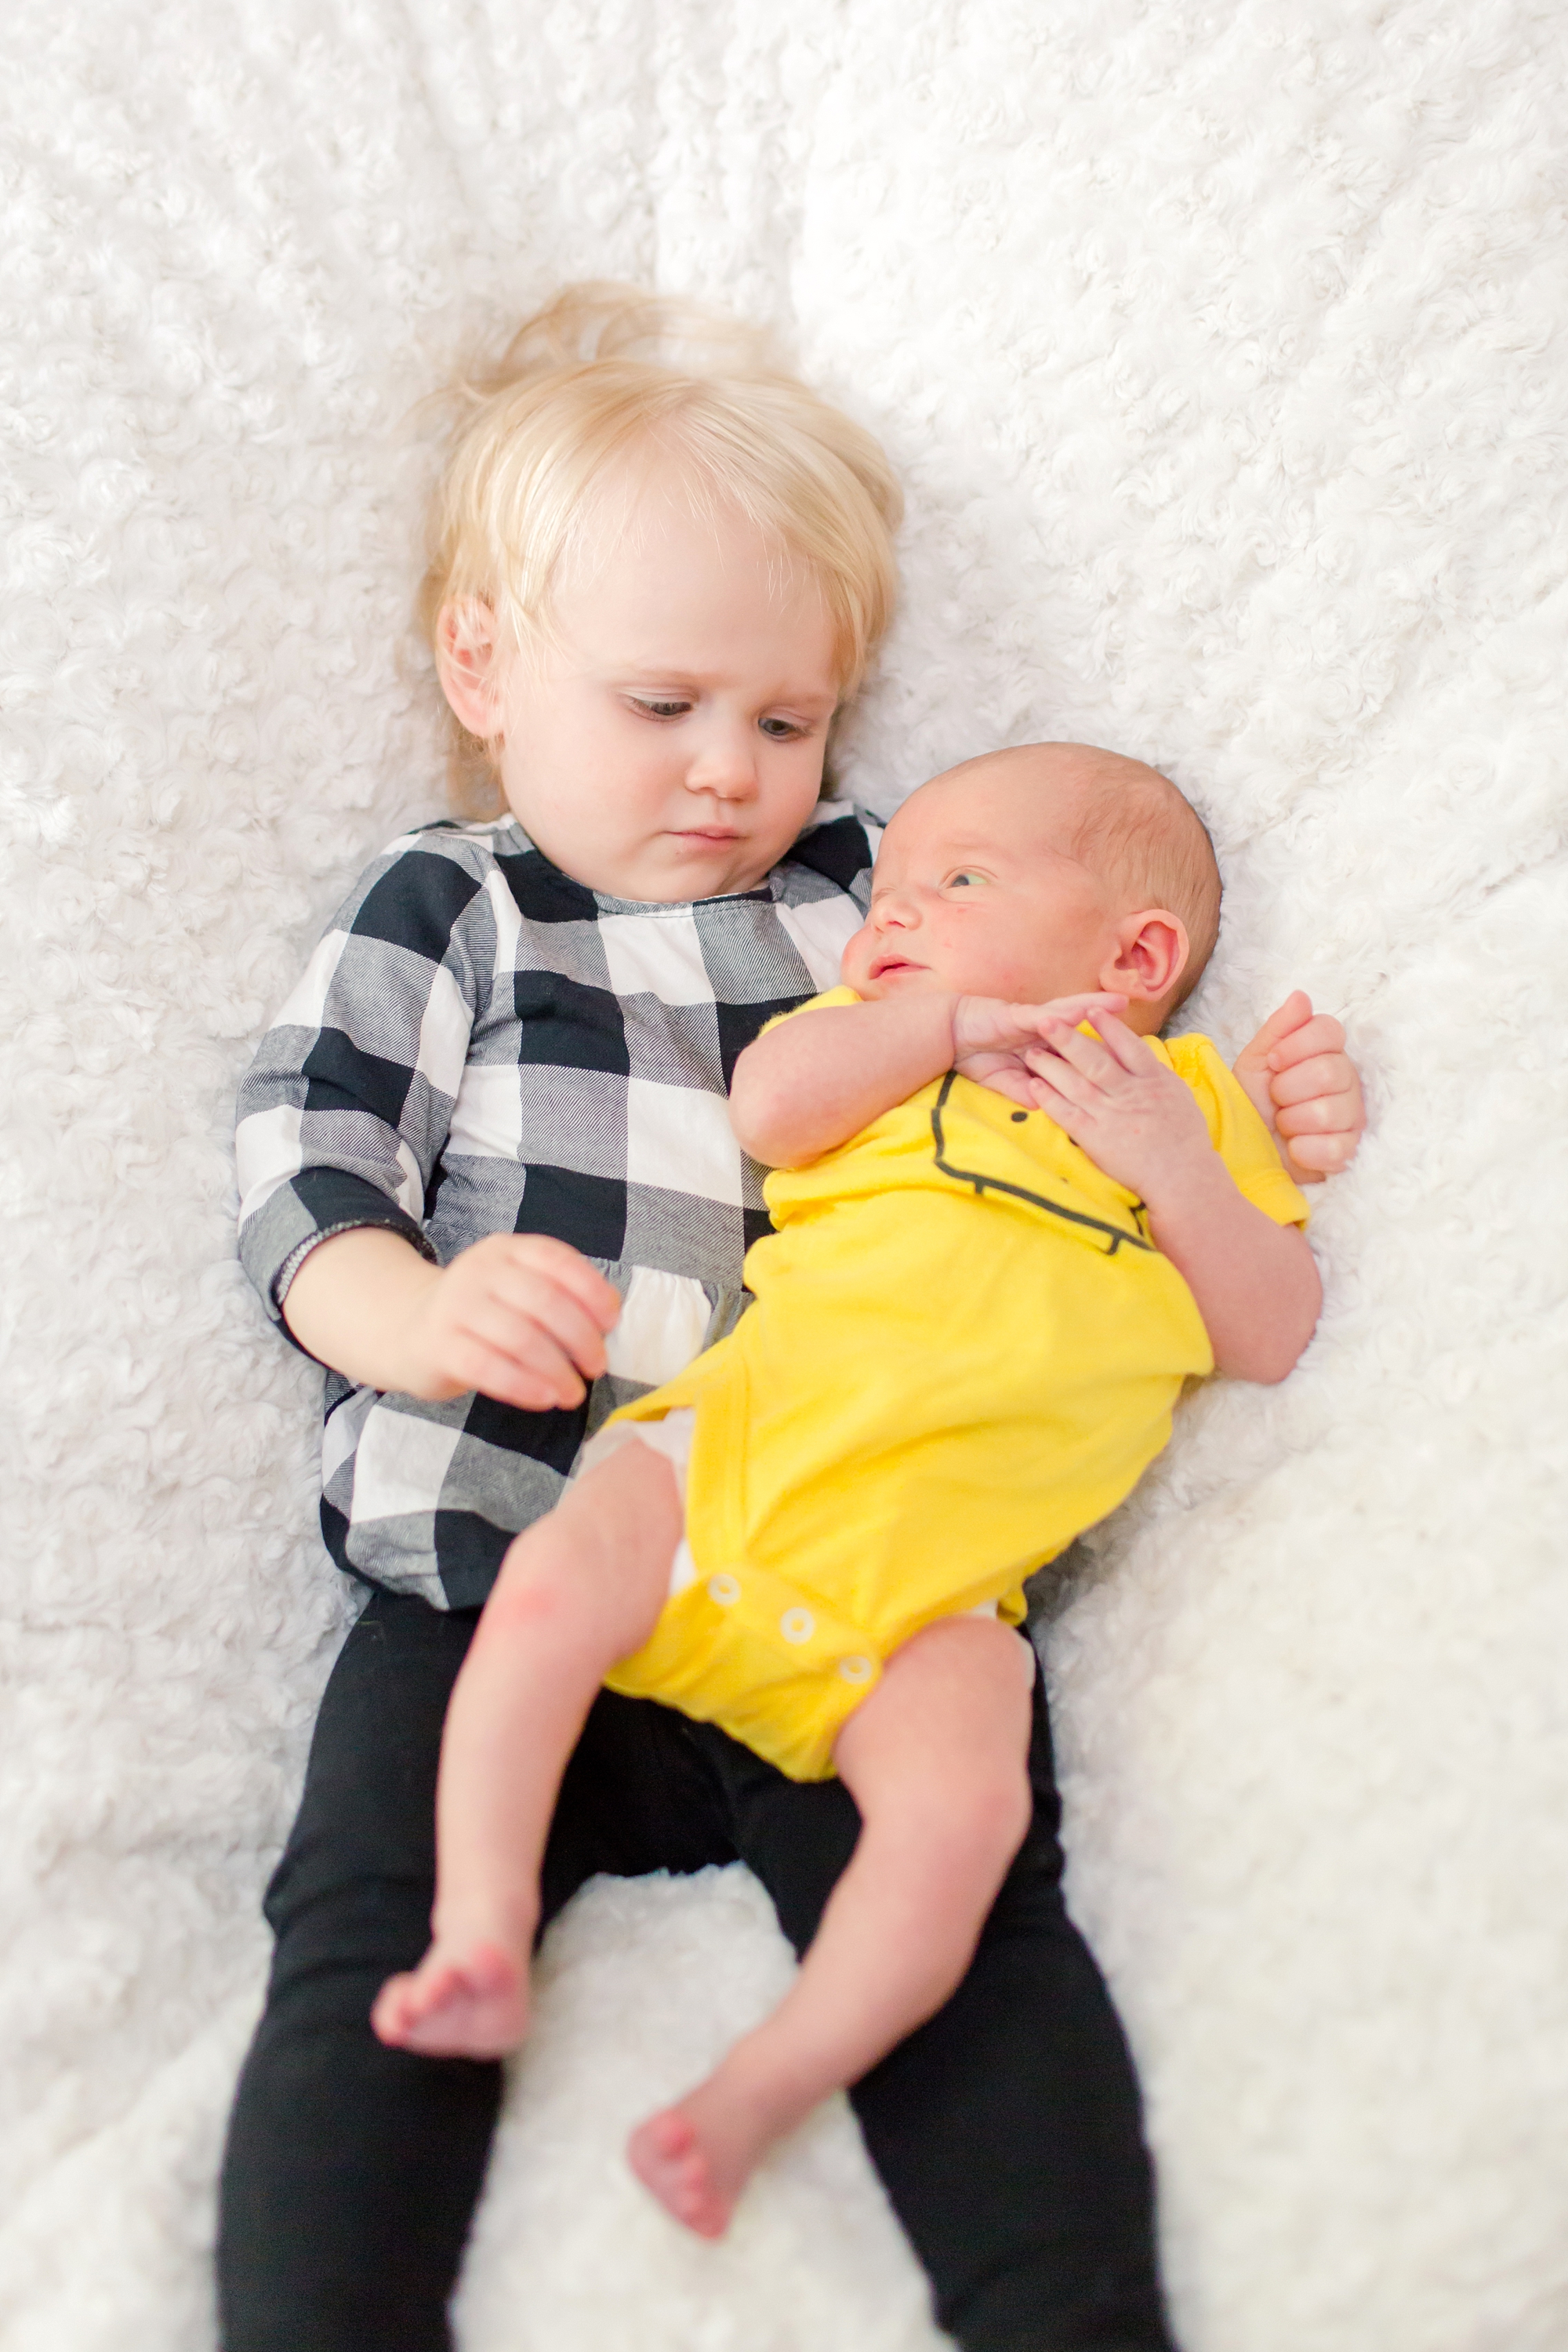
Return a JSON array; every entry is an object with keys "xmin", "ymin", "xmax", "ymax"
[{"xmin": 686, "ymin": 724, "xmax": 758, "ymax": 800}]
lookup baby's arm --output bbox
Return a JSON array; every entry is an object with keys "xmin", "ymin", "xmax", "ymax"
[
  {"xmin": 1026, "ymin": 1014, "xmax": 1322, "ymax": 1384},
  {"xmin": 281, "ymin": 1226, "xmax": 619, "ymax": 1409},
  {"xmin": 729, "ymin": 990, "xmax": 1124, "ymax": 1168}
]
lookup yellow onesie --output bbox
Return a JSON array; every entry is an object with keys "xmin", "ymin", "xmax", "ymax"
[{"xmin": 602, "ymin": 988, "xmax": 1309, "ymax": 1780}]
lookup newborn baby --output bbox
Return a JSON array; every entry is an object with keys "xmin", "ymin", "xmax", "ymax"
[{"xmin": 372, "ymin": 740, "xmax": 1320, "ymax": 2238}]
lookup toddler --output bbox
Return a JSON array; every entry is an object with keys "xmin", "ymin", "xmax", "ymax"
[
  {"xmin": 372, "ymin": 737, "xmax": 1320, "ymax": 2238},
  {"xmin": 223, "ymin": 286, "xmax": 1363, "ymax": 2352}
]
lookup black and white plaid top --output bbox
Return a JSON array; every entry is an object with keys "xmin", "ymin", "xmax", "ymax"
[{"xmin": 235, "ymin": 805, "xmax": 881, "ymax": 1610}]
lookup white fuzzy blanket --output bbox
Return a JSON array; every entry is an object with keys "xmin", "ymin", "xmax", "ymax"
[{"xmin": 3, "ymin": 3, "xmax": 1566, "ymax": 2347}]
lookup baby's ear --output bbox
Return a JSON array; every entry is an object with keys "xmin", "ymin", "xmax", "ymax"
[
  {"xmin": 436, "ymin": 599, "xmax": 506, "ymax": 738},
  {"xmin": 1103, "ymin": 909, "xmax": 1189, "ymax": 1012}
]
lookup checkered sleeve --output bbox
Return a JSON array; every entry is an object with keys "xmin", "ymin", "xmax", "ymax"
[
  {"xmin": 235, "ymin": 826, "xmax": 494, "ymax": 1331},
  {"xmin": 232, "ymin": 800, "xmax": 883, "ymax": 1610}
]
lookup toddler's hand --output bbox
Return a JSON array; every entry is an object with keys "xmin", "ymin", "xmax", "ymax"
[
  {"xmin": 399, "ymin": 1234, "xmax": 620, "ymax": 1412},
  {"xmin": 1022, "ymin": 1011, "xmax": 1214, "ymax": 1202},
  {"xmin": 1232, "ymin": 992, "xmax": 1365, "ymax": 1183},
  {"xmin": 952, "ymin": 993, "xmax": 1127, "ymax": 1106}
]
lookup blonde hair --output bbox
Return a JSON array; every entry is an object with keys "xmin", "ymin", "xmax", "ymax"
[{"xmin": 418, "ymin": 285, "xmax": 903, "ymax": 814}]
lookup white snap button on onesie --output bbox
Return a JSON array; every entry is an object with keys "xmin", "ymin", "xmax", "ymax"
[
  {"xmin": 706, "ymin": 1573, "xmax": 741, "ymax": 1606},
  {"xmin": 779, "ymin": 1607, "xmax": 815, "ymax": 1644}
]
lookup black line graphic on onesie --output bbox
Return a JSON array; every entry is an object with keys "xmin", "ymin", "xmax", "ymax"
[{"xmin": 928, "ymin": 1071, "xmax": 1153, "ymax": 1258}]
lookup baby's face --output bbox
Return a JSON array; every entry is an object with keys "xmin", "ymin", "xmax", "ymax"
[
  {"xmin": 489, "ymin": 484, "xmax": 840, "ymax": 903},
  {"xmin": 841, "ymin": 761, "xmax": 1124, "ymax": 1005}
]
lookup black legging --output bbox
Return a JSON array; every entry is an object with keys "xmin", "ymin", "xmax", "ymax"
[{"xmin": 217, "ymin": 1590, "xmax": 1175, "ymax": 2352}]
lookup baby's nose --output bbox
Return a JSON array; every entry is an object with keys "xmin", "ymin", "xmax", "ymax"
[{"xmin": 873, "ymin": 886, "xmax": 920, "ymax": 928}]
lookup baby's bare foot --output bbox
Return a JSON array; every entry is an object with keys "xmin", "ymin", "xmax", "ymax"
[
  {"xmin": 630, "ymin": 2058, "xmax": 800, "ymax": 2239},
  {"xmin": 371, "ymin": 1940, "xmax": 528, "ymax": 2058},
  {"xmin": 627, "ymin": 2106, "xmax": 740, "ymax": 2238}
]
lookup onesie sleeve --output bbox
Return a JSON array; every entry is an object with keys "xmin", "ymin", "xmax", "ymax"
[
  {"xmin": 1165, "ymin": 1034, "xmax": 1312, "ymax": 1228},
  {"xmin": 756, "ymin": 982, "xmax": 863, "ymax": 1035},
  {"xmin": 234, "ymin": 828, "xmax": 493, "ymax": 1337}
]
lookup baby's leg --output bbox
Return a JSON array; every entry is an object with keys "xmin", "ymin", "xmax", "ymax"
[
  {"xmin": 372, "ymin": 1438, "xmax": 683, "ymax": 2059},
  {"xmin": 630, "ymin": 1613, "xmax": 1036, "ymax": 2235}
]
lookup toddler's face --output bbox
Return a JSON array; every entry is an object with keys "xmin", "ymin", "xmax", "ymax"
[
  {"xmin": 491, "ymin": 488, "xmax": 840, "ymax": 902},
  {"xmin": 842, "ymin": 760, "xmax": 1124, "ymax": 1005}
]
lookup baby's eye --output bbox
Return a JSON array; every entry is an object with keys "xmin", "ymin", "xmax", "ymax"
[
  {"xmin": 630, "ymin": 697, "xmax": 692, "ymax": 720},
  {"xmin": 945, "ymin": 869, "xmax": 986, "ymax": 890},
  {"xmin": 758, "ymin": 714, "xmax": 808, "ymax": 740}
]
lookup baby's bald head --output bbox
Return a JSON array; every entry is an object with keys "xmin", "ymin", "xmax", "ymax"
[{"xmin": 914, "ymin": 742, "xmax": 1221, "ymax": 1017}]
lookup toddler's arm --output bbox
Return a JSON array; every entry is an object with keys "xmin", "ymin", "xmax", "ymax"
[
  {"xmin": 281, "ymin": 1227, "xmax": 619, "ymax": 1410},
  {"xmin": 236, "ymin": 833, "xmax": 622, "ymax": 1410},
  {"xmin": 728, "ymin": 990, "xmax": 1125, "ymax": 1169},
  {"xmin": 1025, "ymin": 1013, "xmax": 1321, "ymax": 1385}
]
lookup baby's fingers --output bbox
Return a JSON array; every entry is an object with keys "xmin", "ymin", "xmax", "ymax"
[
  {"xmin": 1078, "ymin": 1007, "xmax": 1156, "ymax": 1073},
  {"xmin": 1022, "ymin": 1038, "xmax": 1103, "ymax": 1109},
  {"xmin": 1033, "ymin": 1016, "xmax": 1133, "ymax": 1087},
  {"xmin": 1022, "ymin": 1065, "xmax": 1086, "ymax": 1133},
  {"xmin": 973, "ymin": 1064, "xmax": 1043, "ymax": 1110},
  {"xmin": 1027, "ymin": 991, "xmax": 1127, "ymax": 1030}
]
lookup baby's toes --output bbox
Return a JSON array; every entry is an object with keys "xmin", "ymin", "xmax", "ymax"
[{"xmin": 371, "ymin": 1973, "xmax": 419, "ymax": 2043}]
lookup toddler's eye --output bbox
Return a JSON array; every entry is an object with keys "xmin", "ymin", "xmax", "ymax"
[
  {"xmin": 630, "ymin": 697, "xmax": 691, "ymax": 720},
  {"xmin": 759, "ymin": 715, "xmax": 807, "ymax": 740}
]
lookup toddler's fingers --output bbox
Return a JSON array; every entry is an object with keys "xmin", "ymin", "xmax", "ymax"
[
  {"xmin": 1267, "ymin": 1051, "xmax": 1359, "ymax": 1109},
  {"xmin": 1281, "ymin": 1131, "xmax": 1358, "ymax": 1178},
  {"xmin": 1241, "ymin": 991, "xmax": 1314, "ymax": 1062},
  {"xmin": 1274, "ymin": 1090, "xmax": 1359, "ymax": 1141},
  {"xmin": 446, "ymin": 1331, "xmax": 585, "ymax": 1413},
  {"xmin": 463, "ymin": 1289, "xmax": 607, "ymax": 1390},
  {"xmin": 1266, "ymin": 1011, "xmax": 1345, "ymax": 1072},
  {"xmin": 501, "ymin": 1234, "xmax": 622, "ymax": 1329},
  {"xmin": 485, "ymin": 1270, "xmax": 614, "ymax": 1379}
]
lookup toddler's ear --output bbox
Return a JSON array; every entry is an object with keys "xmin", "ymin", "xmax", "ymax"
[{"xmin": 436, "ymin": 600, "xmax": 506, "ymax": 738}]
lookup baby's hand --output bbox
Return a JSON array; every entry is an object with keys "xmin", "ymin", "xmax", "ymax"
[
  {"xmin": 399, "ymin": 1234, "xmax": 620, "ymax": 1413},
  {"xmin": 953, "ymin": 993, "xmax": 1127, "ymax": 1106},
  {"xmin": 1022, "ymin": 1011, "xmax": 1214, "ymax": 1203},
  {"xmin": 1232, "ymin": 992, "xmax": 1365, "ymax": 1183}
]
